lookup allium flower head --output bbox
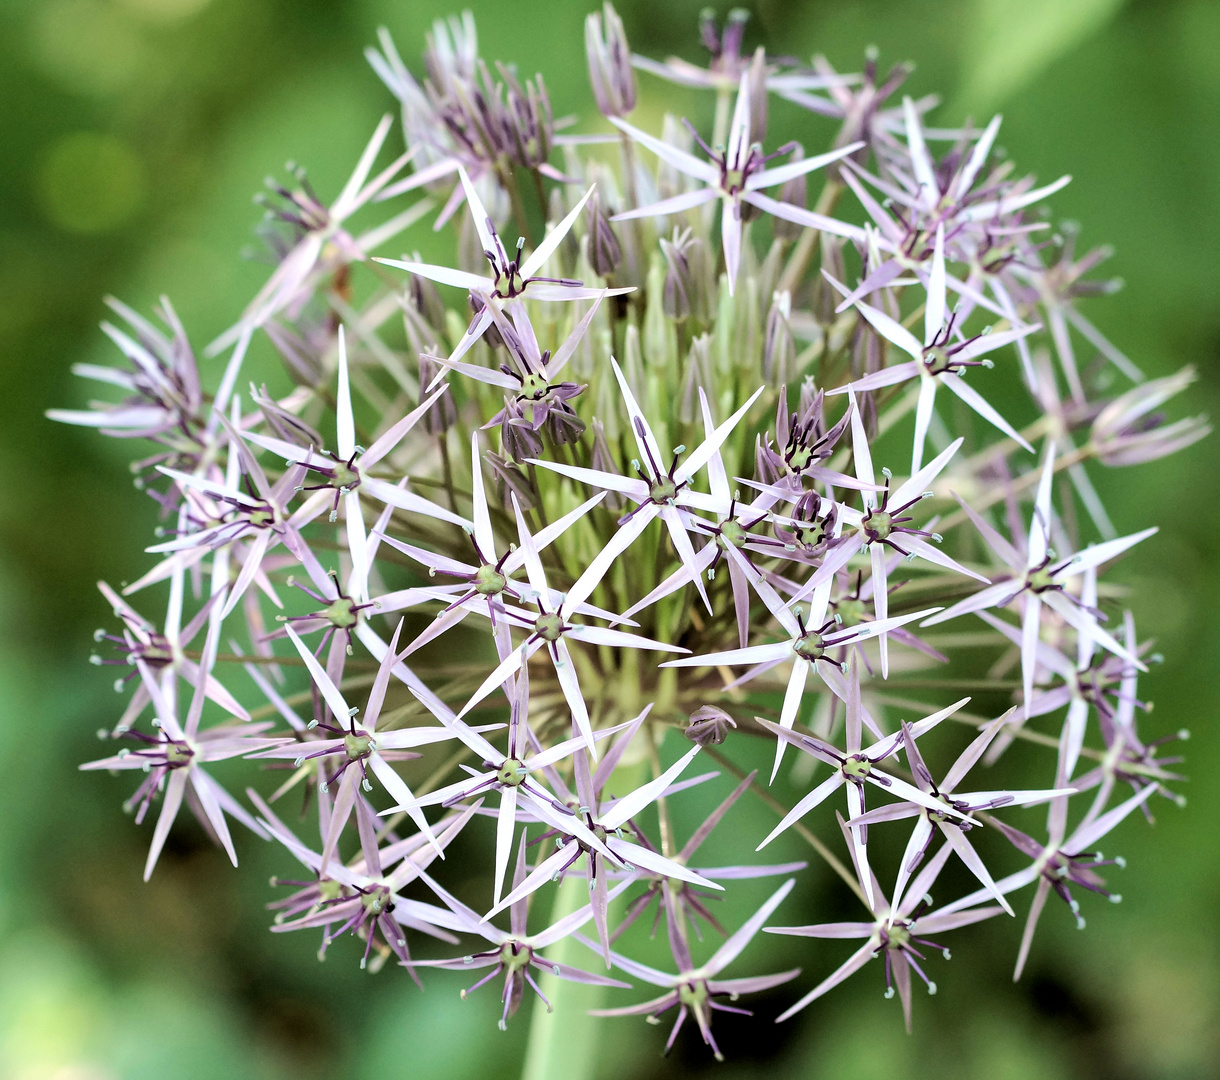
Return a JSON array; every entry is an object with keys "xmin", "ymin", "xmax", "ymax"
[{"xmin": 59, "ymin": 4, "xmax": 1202, "ymax": 1061}]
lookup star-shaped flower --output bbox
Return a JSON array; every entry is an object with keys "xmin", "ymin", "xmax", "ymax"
[
  {"xmin": 663, "ymin": 551, "xmax": 941, "ymax": 782},
  {"xmin": 588, "ymin": 877, "xmax": 799, "ymax": 1061},
  {"xmin": 410, "ymin": 668, "xmax": 632, "ymax": 907},
  {"xmin": 404, "ymin": 834, "xmax": 633, "ymax": 1028},
  {"xmin": 531, "ymin": 360, "xmax": 763, "ymax": 616},
  {"xmin": 826, "ymin": 226, "xmax": 1037, "ymax": 474},
  {"xmin": 488, "ymin": 714, "xmax": 724, "ymax": 964},
  {"xmin": 754, "ymin": 659, "xmax": 970, "ymax": 906},
  {"xmin": 376, "ymin": 438, "xmax": 610, "ymax": 659},
  {"xmin": 610, "ymin": 73, "xmax": 864, "ymax": 293},
  {"xmin": 922, "ymin": 444, "xmax": 1154, "ymax": 714},
  {"xmin": 253, "ymin": 788, "xmax": 474, "ymax": 972},
  {"xmin": 210, "ymin": 115, "xmax": 418, "ymax": 355},
  {"xmin": 254, "ymin": 620, "xmax": 481, "ymax": 867},
  {"xmin": 377, "ymin": 166, "xmax": 630, "ymax": 365},
  {"xmin": 243, "ymin": 325, "xmax": 471, "ymax": 602},
  {"xmin": 850, "ymin": 711, "xmax": 1074, "ymax": 915},
  {"xmin": 451, "ymin": 492, "xmax": 687, "ymax": 756},
  {"xmin": 82, "ymin": 621, "xmax": 284, "ymax": 880},
  {"xmin": 766, "ymin": 816, "xmax": 1004, "ymax": 1030},
  {"xmin": 936, "ymin": 784, "xmax": 1156, "ymax": 979}
]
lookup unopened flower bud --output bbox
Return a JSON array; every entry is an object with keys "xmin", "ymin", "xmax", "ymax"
[
  {"xmin": 686, "ymin": 705, "xmax": 737, "ymax": 747},
  {"xmin": 586, "ymin": 2, "xmax": 636, "ymax": 118},
  {"xmin": 252, "ymin": 383, "xmax": 323, "ymax": 449},
  {"xmin": 500, "ymin": 399, "xmax": 545, "ymax": 461},
  {"xmin": 418, "ymin": 355, "xmax": 458, "ymax": 434},
  {"xmin": 660, "ymin": 228, "xmax": 710, "ymax": 322},
  {"xmin": 485, "ymin": 450, "xmax": 535, "ymax": 511},
  {"xmin": 1091, "ymin": 366, "xmax": 1210, "ymax": 466},
  {"xmin": 772, "ymin": 143, "xmax": 808, "ymax": 241},
  {"xmin": 590, "ymin": 419, "xmax": 625, "ymax": 512},
  {"xmin": 747, "ymin": 46, "xmax": 768, "ymax": 144},
  {"xmin": 764, "ymin": 291, "xmax": 794, "ymax": 383},
  {"xmin": 544, "ymin": 400, "xmax": 587, "ymax": 445},
  {"xmin": 469, "ymin": 293, "xmax": 505, "ymax": 350},
  {"xmin": 701, "ymin": 8, "xmax": 750, "ymax": 72},
  {"xmin": 585, "ymin": 191, "xmax": 622, "ymax": 277}
]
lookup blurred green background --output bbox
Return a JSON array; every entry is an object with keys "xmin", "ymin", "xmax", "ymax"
[{"xmin": 2, "ymin": 0, "xmax": 1218, "ymax": 1077}]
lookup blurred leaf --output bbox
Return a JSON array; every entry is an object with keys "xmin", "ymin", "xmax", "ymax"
[{"xmin": 956, "ymin": 0, "xmax": 1126, "ymax": 113}]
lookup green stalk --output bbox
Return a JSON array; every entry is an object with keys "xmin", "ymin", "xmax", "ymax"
[{"xmin": 520, "ymin": 875, "xmax": 607, "ymax": 1080}]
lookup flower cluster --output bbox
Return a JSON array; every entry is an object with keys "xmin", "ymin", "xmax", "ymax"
[{"xmin": 55, "ymin": 5, "xmax": 1206, "ymax": 1060}]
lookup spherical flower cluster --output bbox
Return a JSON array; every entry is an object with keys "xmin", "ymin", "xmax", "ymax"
[{"xmin": 53, "ymin": 5, "xmax": 1206, "ymax": 1060}]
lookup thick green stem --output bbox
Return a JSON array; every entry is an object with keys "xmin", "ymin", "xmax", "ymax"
[{"xmin": 520, "ymin": 878, "xmax": 606, "ymax": 1080}]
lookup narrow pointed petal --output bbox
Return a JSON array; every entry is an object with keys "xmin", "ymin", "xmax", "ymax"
[
  {"xmin": 722, "ymin": 197, "xmax": 743, "ymax": 294},
  {"xmin": 144, "ymin": 769, "xmax": 189, "ymax": 881},
  {"xmin": 775, "ymin": 937, "xmax": 878, "ymax": 1022},
  {"xmin": 610, "ymin": 186, "xmax": 718, "ymax": 222},
  {"xmin": 903, "ymin": 96, "xmax": 938, "ymax": 200},
  {"xmin": 940, "ymin": 372, "xmax": 1033, "ymax": 452},
  {"xmin": 552, "ymin": 637, "xmax": 596, "ymax": 756},
  {"xmin": 741, "ymin": 190, "xmax": 868, "ymax": 243},
  {"xmin": 602, "ymin": 745, "xmax": 701, "ymax": 830},
  {"xmin": 609, "ymin": 839, "xmax": 724, "ymax": 891},
  {"xmin": 283, "ymin": 624, "xmax": 350, "ymax": 722},
  {"xmin": 493, "ymin": 786, "xmax": 518, "ymax": 907},
  {"xmin": 372, "ymin": 258, "xmax": 492, "ymax": 293},
  {"xmin": 702, "ymin": 878, "xmax": 796, "ymax": 977},
  {"xmin": 757, "ymin": 771, "xmax": 844, "ymax": 850},
  {"xmin": 911, "ymin": 375, "xmax": 937, "ymax": 477},
  {"xmin": 1013, "ymin": 878, "xmax": 1051, "ymax": 981},
  {"xmin": 747, "ymin": 143, "xmax": 863, "ymax": 190},
  {"xmin": 607, "ymin": 117, "xmax": 719, "ymax": 185},
  {"xmin": 521, "ymin": 184, "xmax": 597, "ymax": 278}
]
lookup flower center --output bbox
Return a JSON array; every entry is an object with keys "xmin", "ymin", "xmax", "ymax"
[
  {"xmin": 927, "ymin": 793, "xmax": 955, "ymax": 823},
  {"xmin": 344, "ymin": 732, "xmax": 373, "ymax": 760},
  {"xmin": 722, "ymin": 167, "xmax": 746, "ymax": 194},
  {"xmin": 649, "ymin": 476, "xmax": 679, "ymax": 504},
  {"xmin": 678, "ymin": 980, "xmax": 709, "ymax": 1009},
  {"xmin": 499, "ymin": 941, "xmax": 532, "ymax": 971},
  {"xmin": 141, "ymin": 642, "xmax": 174, "ymax": 667},
  {"xmin": 787, "ymin": 444, "xmax": 813, "ymax": 471},
  {"xmin": 534, "ymin": 612, "xmax": 564, "ymax": 641},
  {"xmin": 494, "ymin": 268, "xmax": 527, "ymax": 299},
  {"xmin": 923, "ymin": 346, "xmax": 954, "ymax": 375},
  {"xmin": 1027, "ymin": 567, "xmax": 1057, "ymax": 592},
  {"xmin": 165, "ymin": 742, "xmax": 194, "ymax": 767},
  {"xmin": 865, "ymin": 510, "xmax": 893, "ymax": 541},
  {"xmin": 325, "ymin": 596, "xmax": 360, "ymax": 629},
  {"xmin": 330, "ymin": 461, "xmax": 360, "ymax": 491},
  {"xmin": 886, "ymin": 920, "xmax": 911, "ymax": 948},
  {"xmin": 248, "ymin": 506, "xmax": 276, "ymax": 528},
  {"xmin": 475, "ymin": 564, "xmax": 507, "ymax": 596},
  {"xmin": 793, "ymin": 631, "xmax": 825, "ymax": 660},
  {"xmin": 717, "ymin": 519, "xmax": 748, "ymax": 549},
  {"xmin": 841, "ymin": 755, "xmax": 872, "ymax": 781},
  {"xmin": 361, "ymin": 885, "xmax": 393, "ymax": 915},
  {"xmin": 496, "ymin": 758, "xmax": 529, "ymax": 787},
  {"xmin": 520, "ymin": 372, "xmax": 550, "ymax": 400}
]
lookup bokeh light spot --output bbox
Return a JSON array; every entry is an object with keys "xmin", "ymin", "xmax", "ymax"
[
  {"xmin": 39, "ymin": 133, "xmax": 148, "ymax": 235},
  {"xmin": 31, "ymin": 0, "xmax": 146, "ymax": 97}
]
